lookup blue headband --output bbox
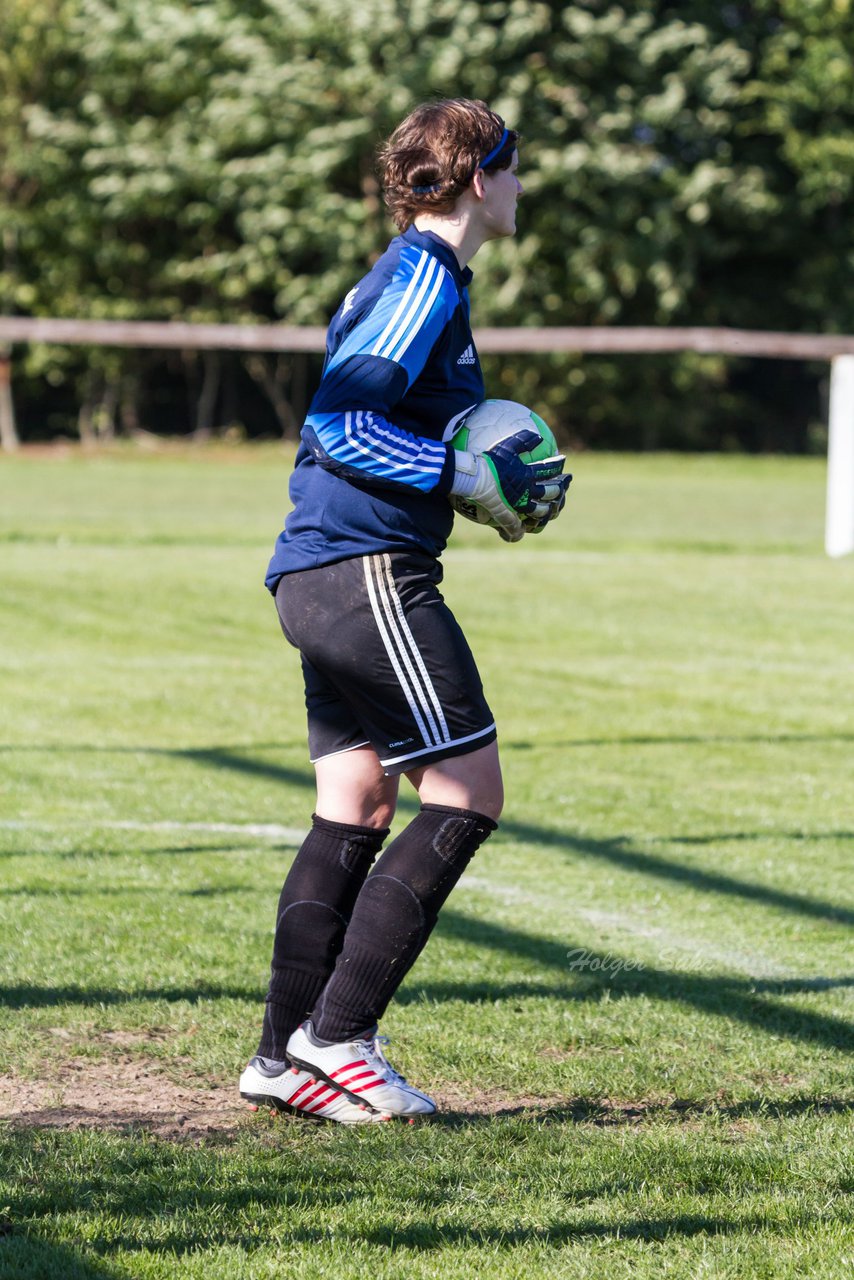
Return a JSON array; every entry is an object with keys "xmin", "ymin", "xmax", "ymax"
[
  {"xmin": 479, "ymin": 127, "xmax": 511, "ymax": 169},
  {"xmin": 409, "ymin": 126, "xmax": 513, "ymax": 195}
]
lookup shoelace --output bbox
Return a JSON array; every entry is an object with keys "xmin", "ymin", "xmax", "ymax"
[{"xmin": 360, "ymin": 1035, "xmax": 408, "ymax": 1084}]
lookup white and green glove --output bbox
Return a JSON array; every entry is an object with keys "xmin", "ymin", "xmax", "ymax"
[{"xmin": 449, "ymin": 428, "xmax": 570, "ymax": 542}]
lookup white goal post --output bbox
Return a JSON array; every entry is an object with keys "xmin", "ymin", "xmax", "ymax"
[{"xmin": 826, "ymin": 356, "xmax": 854, "ymax": 558}]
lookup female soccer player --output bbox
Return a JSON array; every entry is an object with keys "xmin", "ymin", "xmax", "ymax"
[{"xmin": 240, "ymin": 99, "xmax": 569, "ymax": 1124}]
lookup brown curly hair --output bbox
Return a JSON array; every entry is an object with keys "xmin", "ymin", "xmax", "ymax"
[{"xmin": 379, "ymin": 99, "xmax": 519, "ymax": 231}]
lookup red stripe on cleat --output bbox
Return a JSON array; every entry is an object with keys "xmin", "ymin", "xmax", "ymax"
[
  {"xmin": 336, "ymin": 1068, "xmax": 378, "ymax": 1086},
  {"xmin": 290, "ymin": 1080, "xmax": 317, "ymax": 1106},
  {"xmin": 330, "ymin": 1060, "xmax": 368, "ymax": 1077}
]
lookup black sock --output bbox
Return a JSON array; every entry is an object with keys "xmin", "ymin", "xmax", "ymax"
[
  {"xmin": 257, "ymin": 814, "xmax": 388, "ymax": 1058},
  {"xmin": 311, "ymin": 804, "xmax": 496, "ymax": 1043}
]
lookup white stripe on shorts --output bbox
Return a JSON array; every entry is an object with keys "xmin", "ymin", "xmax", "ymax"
[
  {"xmin": 363, "ymin": 556, "xmax": 437, "ymax": 747},
  {"xmin": 376, "ymin": 553, "xmax": 450, "ymax": 741},
  {"xmin": 380, "ymin": 722, "xmax": 497, "ymax": 768},
  {"xmin": 363, "ymin": 553, "xmax": 450, "ymax": 749}
]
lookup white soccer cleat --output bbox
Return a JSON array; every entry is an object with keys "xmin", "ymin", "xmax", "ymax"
[
  {"xmin": 239, "ymin": 1056, "xmax": 388, "ymax": 1125},
  {"xmin": 286, "ymin": 1022, "xmax": 437, "ymax": 1118}
]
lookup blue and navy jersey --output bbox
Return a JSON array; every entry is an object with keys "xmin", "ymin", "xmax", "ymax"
[{"xmin": 265, "ymin": 225, "xmax": 484, "ymax": 588}]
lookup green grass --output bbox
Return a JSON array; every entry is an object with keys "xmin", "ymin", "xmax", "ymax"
[{"xmin": 0, "ymin": 443, "xmax": 852, "ymax": 1279}]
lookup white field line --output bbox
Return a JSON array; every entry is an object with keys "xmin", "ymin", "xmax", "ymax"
[
  {"xmin": 0, "ymin": 819, "xmax": 308, "ymax": 841},
  {"xmin": 459, "ymin": 872, "xmax": 791, "ymax": 977}
]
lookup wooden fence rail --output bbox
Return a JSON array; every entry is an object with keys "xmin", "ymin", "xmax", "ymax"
[
  {"xmin": 0, "ymin": 317, "xmax": 851, "ymax": 555},
  {"xmin": 2, "ymin": 316, "xmax": 854, "ymax": 359}
]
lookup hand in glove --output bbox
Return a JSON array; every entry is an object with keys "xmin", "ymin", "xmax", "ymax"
[{"xmin": 450, "ymin": 429, "xmax": 565, "ymax": 542}]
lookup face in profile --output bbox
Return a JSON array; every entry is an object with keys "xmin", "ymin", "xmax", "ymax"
[{"xmin": 480, "ymin": 150, "xmax": 523, "ymax": 240}]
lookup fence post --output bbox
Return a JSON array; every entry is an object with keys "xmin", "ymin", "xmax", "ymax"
[
  {"xmin": 0, "ymin": 346, "xmax": 19, "ymax": 452},
  {"xmin": 826, "ymin": 355, "xmax": 854, "ymax": 557}
]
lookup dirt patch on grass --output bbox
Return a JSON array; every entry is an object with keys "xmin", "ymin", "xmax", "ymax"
[
  {"xmin": 0, "ymin": 1055, "xmax": 246, "ymax": 1141},
  {"xmin": 4, "ymin": 1051, "xmax": 838, "ymax": 1138}
]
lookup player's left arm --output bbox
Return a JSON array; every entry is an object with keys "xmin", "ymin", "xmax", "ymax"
[
  {"xmin": 302, "ymin": 252, "xmax": 460, "ymax": 495},
  {"xmin": 304, "ymin": 356, "xmax": 456, "ymax": 495}
]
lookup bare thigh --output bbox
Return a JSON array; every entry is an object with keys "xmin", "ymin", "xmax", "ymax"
[
  {"xmin": 314, "ymin": 745, "xmax": 400, "ymax": 829},
  {"xmin": 406, "ymin": 740, "xmax": 503, "ymax": 822},
  {"xmin": 314, "ymin": 740, "xmax": 503, "ymax": 828}
]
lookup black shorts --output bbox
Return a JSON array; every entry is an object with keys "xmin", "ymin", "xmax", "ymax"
[{"xmin": 275, "ymin": 552, "xmax": 496, "ymax": 775}]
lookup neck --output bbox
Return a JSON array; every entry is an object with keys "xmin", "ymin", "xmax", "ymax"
[{"xmin": 412, "ymin": 213, "xmax": 486, "ymax": 269}]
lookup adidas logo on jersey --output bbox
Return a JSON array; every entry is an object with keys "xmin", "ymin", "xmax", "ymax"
[{"xmin": 456, "ymin": 344, "xmax": 476, "ymax": 365}]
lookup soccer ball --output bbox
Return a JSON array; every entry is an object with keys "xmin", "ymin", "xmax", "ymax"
[{"xmin": 446, "ymin": 399, "xmax": 561, "ymax": 528}]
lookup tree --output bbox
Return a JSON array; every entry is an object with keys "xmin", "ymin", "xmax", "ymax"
[{"xmin": 2, "ymin": 0, "xmax": 850, "ymax": 449}]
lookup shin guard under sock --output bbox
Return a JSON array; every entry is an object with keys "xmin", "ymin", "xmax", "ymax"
[
  {"xmin": 311, "ymin": 804, "xmax": 496, "ymax": 1043},
  {"xmin": 257, "ymin": 814, "xmax": 388, "ymax": 1058}
]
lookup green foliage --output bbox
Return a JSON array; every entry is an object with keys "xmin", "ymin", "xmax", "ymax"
[
  {"xmin": 1, "ymin": 2, "xmax": 852, "ymax": 446},
  {"xmin": 749, "ymin": 0, "xmax": 854, "ymax": 332}
]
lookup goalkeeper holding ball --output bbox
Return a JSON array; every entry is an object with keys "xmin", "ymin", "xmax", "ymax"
[{"xmin": 240, "ymin": 99, "xmax": 571, "ymax": 1123}]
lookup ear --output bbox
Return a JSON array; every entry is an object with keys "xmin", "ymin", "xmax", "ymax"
[{"xmin": 471, "ymin": 168, "xmax": 487, "ymax": 201}]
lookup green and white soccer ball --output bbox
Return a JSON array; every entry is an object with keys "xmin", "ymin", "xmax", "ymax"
[{"xmin": 447, "ymin": 398, "xmax": 561, "ymax": 528}]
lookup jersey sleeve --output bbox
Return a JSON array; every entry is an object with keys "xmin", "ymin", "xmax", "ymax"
[{"xmin": 301, "ymin": 245, "xmax": 458, "ymax": 496}]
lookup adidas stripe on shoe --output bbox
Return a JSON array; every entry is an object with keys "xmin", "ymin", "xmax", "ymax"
[
  {"xmin": 239, "ymin": 1056, "xmax": 388, "ymax": 1124},
  {"xmin": 286, "ymin": 1022, "xmax": 437, "ymax": 1118}
]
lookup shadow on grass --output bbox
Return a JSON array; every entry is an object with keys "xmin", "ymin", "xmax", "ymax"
[
  {"xmin": 404, "ymin": 911, "xmax": 854, "ymax": 1053},
  {"xmin": 497, "ymin": 820, "xmax": 854, "ymax": 928},
  {"xmin": 0, "ymin": 741, "xmax": 312, "ymax": 790},
  {"xmin": 664, "ymin": 831, "xmax": 854, "ymax": 844},
  {"xmin": 0, "ymin": 983, "xmax": 262, "ymax": 1009},
  {"xmin": 1, "ymin": 1124, "xmax": 827, "ymax": 1260},
  {"xmin": 505, "ymin": 732, "xmax": 854, "ymax": 750},
  {"xmin": 438, "ymin": 1095, "xmax": 854, "ymax": 1127},
  {"xmin": 0, "ymin": 1235, "xmax": 121, "ymax": 1279},
  {"xmin": 341, "ymin": 1215, "xmax": 803, "ymax": 1246},
  {"xmin": 1, "ymin": 1216, "xmax": 776, "ymax": 1262},
  {"xmin": 0, "ymin": 844, "xmax": 260, "ymax": 862},
  {"xmin": 0, "ymin": 885, "xmax": 265, "ymax": 897},
  {"xmin": 124, "ymin": 743, "xmax": 854, "ymax": 929}
]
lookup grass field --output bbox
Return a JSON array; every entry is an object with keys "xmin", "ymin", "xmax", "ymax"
[{"xmin": 0, "ymin": 444, "xmax": 852, "ymax": 1279}]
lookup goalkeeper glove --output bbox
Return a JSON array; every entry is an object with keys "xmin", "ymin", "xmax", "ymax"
[
  {"xmin": 522, "ymin": 472, "xmax": 573, "ymax": 534},
  {"xmin": 450, "ymin": 428, "xmax": 561, "ymax": 542}
]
